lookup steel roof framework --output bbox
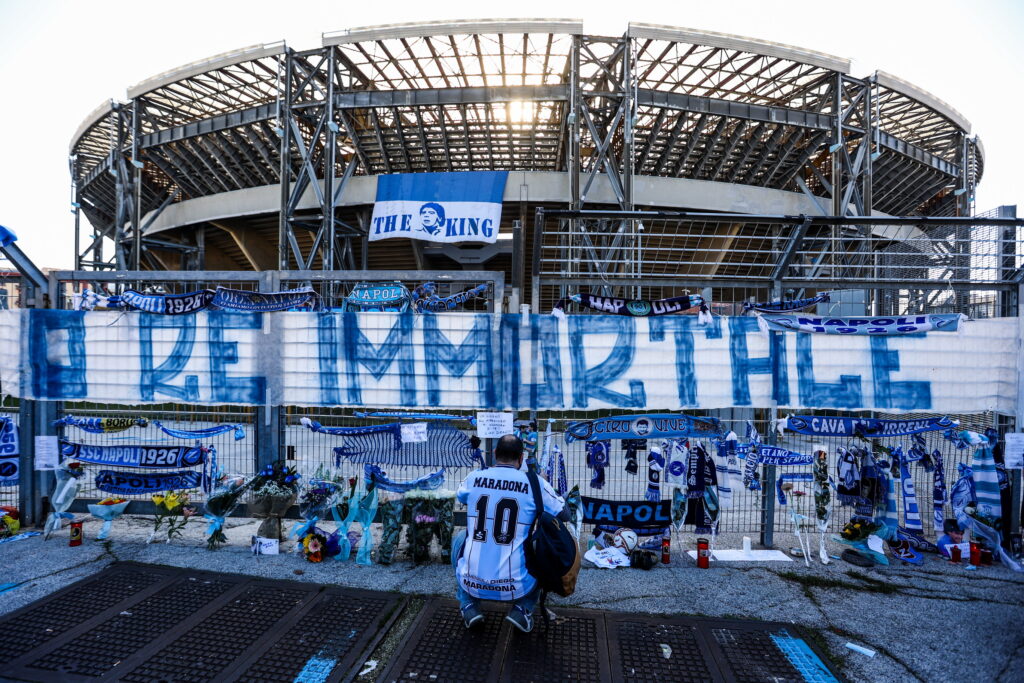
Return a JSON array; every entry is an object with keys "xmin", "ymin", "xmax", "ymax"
[{"xmin": 69, "ymin": 23, "xmax": 982, "ymax": 274}]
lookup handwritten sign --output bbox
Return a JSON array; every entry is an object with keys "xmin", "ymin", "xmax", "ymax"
[
  {"xmin": 1005, "ymin": 433, "xmax": 1024, "ymax": 470},
  {"xmin": 34, "ymin": 436, "xmax": 59, "ymax": 470},
  {"xmin": 476, "ymin": 412, "xmax": 514, "ymax": 439},
  {"xmin": 400, "ymin": 422, "xmax": 429, "ymax": 443}
]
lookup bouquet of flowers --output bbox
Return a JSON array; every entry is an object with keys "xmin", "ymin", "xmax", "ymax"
[
  {"xmin": 203, "ymin": 473, "xmax": 252, "ymax": 550},
  {"xmin": 87, "ymin": 497, "xmax": 131, "ymax": 540},
  {"xmin": 292, "ymin": 479, "xmax": 341, "ymax": 541},
  {"xmin": 300, "ymin": 528, "xmax": 329, "ymax": 563},
  {"xmin": 44, "ymin": 461, "xmax": 84, "ymax": 539},
  {"xmin": 0, "ymin": 506, "xmax": 20, "ymax": 539},
  {"xmin": 249, "ymin": 462, "xmax": 300, "ymax": 541},
  {"xmin": 148, "ymin": 491, "xmax": 197, "ymax": 543},
  {"xmin": 837, "ymin": 519, "xmax": 883, "ymax": 543}
]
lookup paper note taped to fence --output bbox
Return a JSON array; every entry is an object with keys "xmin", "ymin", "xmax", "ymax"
[{"xmin": 476, "ymin": 412, "xmax": 514, "ymax": 438}]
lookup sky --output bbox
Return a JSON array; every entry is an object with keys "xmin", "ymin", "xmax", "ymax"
[{"xmin": 0, "ymin": 0, "xmax": 1021, "ymax": 269}]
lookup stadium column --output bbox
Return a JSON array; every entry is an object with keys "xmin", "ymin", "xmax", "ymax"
[{"xmin": 277, "ymin": 49, "xmax": 293, "ymax": 270}]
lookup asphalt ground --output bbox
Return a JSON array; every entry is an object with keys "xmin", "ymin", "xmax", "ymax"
[{"xmin": 2, "ymin": 514, "xmax": 1022, "ymax": 682}]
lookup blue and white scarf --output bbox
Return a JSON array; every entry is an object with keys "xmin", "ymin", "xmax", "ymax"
[
  {"xmin": 544, "ymin": 444, "xmax": 567, "ymax": 497},
  {"xmin": 759, "ymin": 313, "xmax": 966, "ymax": 335},
  {"xmin": 744, "ymin": 293, "xmax": 830, "ymax": 314},
  {"xmin": 645, "ymin": 447, "xmax": 665, "ymax": 502},
  {"xmin": 54, "ymin": 415, "xmax": 148, "ymax": 433},
  {"xmin": 95, "ymin": 469, "xmax": 201, "ymax": 495},
  {"xmin": 897, "ymin": 452, "xmax": 923, "ymax": 531},
  {"xmin": 116, "ymin": 289, "xmax": 214, "ymax": 315},
  {"xmin": 412, "ymin": 282, "xmax": 489, "ymax": 313},
  {"xmin": 835, "ymin": 447, "xmax": 862, "ymax": 506},
  {"xmin": 354, "ymin": 411, "xmax": 472, "ymax": 423},
  {"xmin": 714, "ymin": 434, "xmax": 741, "ymax": 509},
  {"xmin": 334, "ymin": 421, "xmax": 480, "ymax": 467},
  {"xmin": 926, "ymin": 447, "xmax": 947, "ymax": 533},
  {"xmin": 60, "ymin": 441, "xmax": 206, "ymax": 468},
  {"xmin": 664, "ymin": 440, "xmax": 688, "ymax": 486},
  {"xmin": 363, "ymin": 464, "xmax": 445, "ymax": 493},
  {"xmin": 344, "ymin": 282, "xmax": 411, "ymax": 313},
  {"xmin": 301, "ymin": 417, "xmax": 400, "ymax": 438},
  {"xmin": 153, "ymin": 421, "xmax": 245, "ymax": 441},
  {"xmin": 970, "ymin": 439, "xmax": 1002, "ymax": 522},
  {"xmin": 746, "ymin": 446, "xmax": 813, "ymax": 466},
  {"xmin": 0, "ymin": 415, "xmax": 18, "ymax": 487},
  {"xmin": 552, "ymin": 292, "xmax": 710, "ymax": 323},
  {"xmin": 565, "ymin": 414, "xmax": 721, "ymax": 443},
  {"xmin": 950, "ymin": 463, "xmax": 975, "ymax": 529},
  {"xmin": 586, "ymin": 441, "xmax": 610, "ymax": 489},
  {"xmin": 776, "ymin": 472, "xmax": 815, "ymax": 506},
  {"xmin": 783, "ymin": 415, "xmax": 957, "ymax": 437},
  {"xmin": 741, "ymin": 422, "xmax": 762, "ymax": 490},
  {"xmin": 211, "ymin": 286, "xmax": 317, "ymax": 312}
]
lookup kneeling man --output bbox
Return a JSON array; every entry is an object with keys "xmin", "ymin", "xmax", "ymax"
[{"xmin": 452, "ymin": 434, "xmax": 565, "ymax": 632}]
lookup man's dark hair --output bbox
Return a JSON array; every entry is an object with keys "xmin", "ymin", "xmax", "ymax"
[{"xmin": 495, "ymin": 434, "xmax": 524, "ymax": 463}]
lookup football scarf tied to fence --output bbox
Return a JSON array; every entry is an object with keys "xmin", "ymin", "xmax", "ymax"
[
  {"xmin": 59, "ymin": 441, "xmax": 215, "ymax": 492},
  {"xmin": 0, "ymin": 415, "xmax": 18, "ymax": 488},
  {"xmin": 300, "ymin": 417, "xmax": 482, "ymax": 467},
  {"xmin": 95, "ymin": 469, "xmax": 202, "ymax": 495},
  {"xmin": 564, "ymin": 414, "xmax": 722, "ymax": 443},
  {"xmin": 586, "ymin": 441, "xmax": 611, "ymax": 489},
  {"xmin": 780, "ymin": 415, "xmax": 958, "ymax": 438},
  {"xmin": 75, "ymin": 285, "xmax": 318, "ymax": 313},
  {"xmin": 54, "ymin": 415, "xmax": 148, "ymax": 434},
  {"xmin": 743, "ymin": 293, "xmax": 831, "ymax": 314},
  {"xmin": 411, "ymin": 282, "xmax": 489, "ymax": 313},
  {"xmin": 551, "ymin": 292, "xmax": 712, "ymax": 324},
  {"xmin": 758, "ymin": 312, "xmax": 966, "ymax": 335}
]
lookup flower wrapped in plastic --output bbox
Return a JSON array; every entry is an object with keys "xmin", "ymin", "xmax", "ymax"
[
  {"xmin": 250, "ymin": 462, "xmax": 300, "ymax": 541},
  {"xmin": 291, "ymin": 478, "xmax": 341, "ymax": 544},
  {"xmin": 44, "ymin": 461, "xmax": 85, "ymax": 539},
  {"xmin": 149, "ymin": 491, "xmax": 197, "ymax": 543},
  {"xmin": 301, "ymin": 528, "xmax": 330, "ymax": 563},
  {"xmin": 203, "ymin": 473, "xmax": 251, "ymax": 550},
  {"xmin": 405, "ymin": 490, "xmax": 455, "ymax": 564},
  {"xmin": 0, "ymin": 506, "xmax": 20, "ymax": 539},
  {"xmin": 87, "ymin": 497, "xmax": 130, "ymax": 540}
]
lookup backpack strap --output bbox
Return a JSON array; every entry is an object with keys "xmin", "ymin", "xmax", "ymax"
[{"xmin": 525, "ymin": 468, "xmax": 545, "ymax": 533}]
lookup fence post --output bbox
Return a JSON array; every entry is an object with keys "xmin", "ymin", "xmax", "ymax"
[
  {"xmin": 255, "ymin": 271, "xmax": 283, "ymax": 470},
  {"xmin": 760, "ymin": 410, "xmax": 779, "ymax": 548}
]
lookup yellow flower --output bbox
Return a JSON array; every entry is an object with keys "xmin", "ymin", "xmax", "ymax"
[
  {"xmin": 853, "ymin": 523, "xmax": 861, "ymax": 528},
  {"xmin": 165, "ymin": 493, "xmax": 181, "ymax": 510},
  {"xmin": 152, "ymin": 494, "xmax": 165, "ymax": 506}
]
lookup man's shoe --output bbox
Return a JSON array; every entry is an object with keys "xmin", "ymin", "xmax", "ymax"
[
  {"xmin": 461, "ymin": 604, "xmax": 484, "ymax": 629},
  {"xmin": 505, "ymin": 605, "xmax": 534, "ymax": 633}
]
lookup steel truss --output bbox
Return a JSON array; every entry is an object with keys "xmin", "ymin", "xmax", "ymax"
[{"xmin": 70, "ymin": 23, "xmax": 984, "ymax": 275}]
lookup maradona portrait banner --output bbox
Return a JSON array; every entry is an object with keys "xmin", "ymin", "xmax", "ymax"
[
  {"xmin": 0, "ymin": 310, "xmax": 1018, "ymax": 415},
  {"xmin": 369, "ymin": 171, "xmax": 507, "ymax": 244}
]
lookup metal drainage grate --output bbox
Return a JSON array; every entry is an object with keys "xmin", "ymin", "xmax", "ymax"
[
  {"xmin": 0, "ymin": 563, "xmax": 403, "ymax": 683},
  {"xmin": 0, "ymin": 564, "xmax": 176, "ymax": 668},
  {"xmin": 709, "ymin": 625, "xmax": 805, "ymax": 683},
  {"xmin": 606, "ymin": 616, "xmax": 719, "ymax": 683},
  {"xmin": 377, "ymin": 601, "xmax": 509, "ymax": 682},
  {"xmin": 234, "ymin": 588, "xmax": 401, "ymax": 683},
  {"xmin": 501, "ymin": 608, "xmax": 610, "ymax": 683}
]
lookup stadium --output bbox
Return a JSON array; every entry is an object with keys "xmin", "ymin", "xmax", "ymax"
[{"xmin": 67, "ymin": 18, "xmax": 1014, "ymax": 318}]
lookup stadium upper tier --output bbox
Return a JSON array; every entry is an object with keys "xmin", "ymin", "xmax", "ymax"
[{"xmin": 69, "ymin": 20, "xmax": 982, "ymax": 271}]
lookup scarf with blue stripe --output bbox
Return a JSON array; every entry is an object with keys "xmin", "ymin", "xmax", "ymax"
[
  {"xmin": 411, "ymin": 282, "xmax": 489, "ymax": 313},
  {"xmin": 54, "ymin": 415, "xmax": 148, "ymax": 433},
  {"xmin": 586, "ymin": 441, "xmax": 610, "ymax": 489},
  {"xmin": 363, "ymin": 464, "xmax": 445, "ymax": 493},
  {"xmin": 211, "ymin": 286, "xmax": 318, "ymax": 312},
  {"xmin": 743, "ymin": 293, "xmax": 830, "ymax": 313}
]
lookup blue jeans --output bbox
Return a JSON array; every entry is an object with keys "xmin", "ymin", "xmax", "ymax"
[{"xmin": 451, "ymin": 529, "xmax": 540, "ymax": 614}]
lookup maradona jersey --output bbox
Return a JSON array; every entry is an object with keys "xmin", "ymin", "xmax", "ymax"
[{"xmin": 456, "ymin": 464, "xmax": 564, "ymax": 600}]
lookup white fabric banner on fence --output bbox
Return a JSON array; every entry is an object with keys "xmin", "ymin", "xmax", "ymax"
[{"xmin": 0, "ymin": 310, "xmax": 1017, "ymax": 414}]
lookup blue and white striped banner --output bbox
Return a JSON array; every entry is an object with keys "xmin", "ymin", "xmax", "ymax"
[{"xmin": 369, "ymin": 172, "xmax": 507, "ymax": 243}]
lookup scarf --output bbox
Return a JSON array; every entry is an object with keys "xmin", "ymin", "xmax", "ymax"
[
  {"xmin": 743, "ymin": 293, "xmax": 830, "ymax": 314},
  {"xmin": 664, "ymin": 440, "xmax": 688, "ymax": 486},
  {"xmin": 970, "ymin": 441, "xmax": 1002, "ymax": 522},
  {"xmin": 334, "ymin": 421, "xmax": 480, "ymax": 467},
  {"xmin": 0, "ymin": 415, "xmax": 18, "ymax": 486},
  {"xmin": 876, "ymin": 470, "xmax": 899, "ymax": 541},
  {"xmin": 54, "ymin": 415, "xmax": 149, "ymax": 433},
  {"xmin": 363, "ymin": 464, "xmax": 445, "ymax": 493},
  {"xmin": 564, "ymin": 414, "xmax": 721, "ymax": 443},
  {"xmin": 552, "ymin": 292, "xmax": 710, "ymax": 323},
  {"xmin": 116, "ymin": 289, "xmax": 214, "ymax": 315},
  {"xmin": 412, "ymin": 282, "xmax": 488, "ymax": 313},
  {"xmin": 153, "ymin": 421, "xmax": 245, "ymax": 441},
  {"xmin": 95, "ymin": 469, "xmax": 202, "ymax": 495},
  {"xmin": 758, "ymin": 313, "xmax": 966, "ymax": 335},
  {"xmin": 344, "ymin": 282, "xmax": 412, "ymax": 313},
  {"xmin": 622, "ymin": 439, "xmax": 644, "ymax": 475},
  {"xmin": 353, "ymin": 411, "xmax": 468, "ymax": 421},
  {"xmin": 835, "ymin": 447, "xmax": 862, "ymax": 506},
  {"xmin": 714, "ymin": 436, "xmax": 740, "ymax": 509},
  {"xmin": 544, "ymin": 444, "xmax": 568, "ymax": 497},
  {"xmin": 776, "ymin": 472, "xmax": 814, "ymax": 506},
  {"xmin": 950, "ymin": 463, "xmax": 976, "ymax": 530},
  {"xmin": 783, "ymin": 415, "xmax": 957, "ymax": 437},
  {"xmin": 60, "ymin": 441, "xmax": 206, "ymax": 468},
  {"xmin": 897, "ymin": 452, "xmax": 923, "ymax": 531},
  {"xmin": 813, "ymin": 450, "xmax": 831, "ymax": 526},
  {"xmin": 646, "ymin": 447, "xmax": 665, "ymax": 502},
  {"xmin": 855, "ymin": 448, "xmax": 885, "ymax": 518},
  {"xmin": 301, "ymin": 418, "xmax": 401, "ymax": 438},
  {"xmin": 685, "ymin": 443, "xmax": 718, "ymax": 533},
  {"xmin": 211, "ymin": 286, "xmax": 317, "ymax": 312},
  {"xmin": 670, "ymin": 487, "xmax": 688, "ymax": 532},
  {"xmin": 929, "ymin": 449, "xmax": 947, "ymax": 532},
  {"xmin": 586, "ymin": 441, "xmax": 610, "ymax": 489}
]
